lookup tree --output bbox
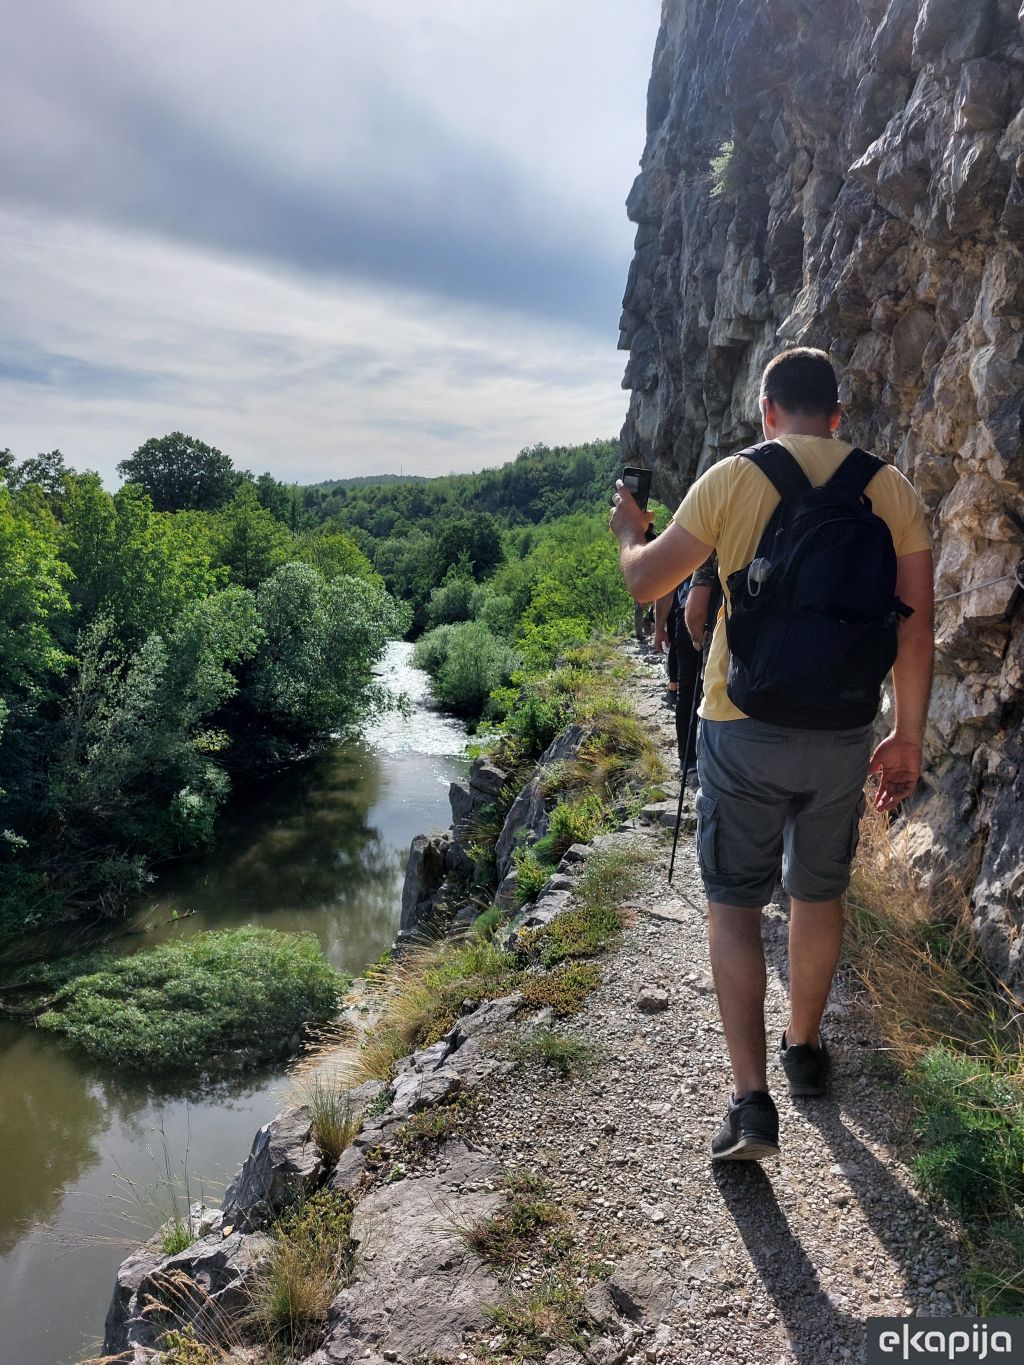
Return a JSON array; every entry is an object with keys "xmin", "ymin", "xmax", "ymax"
[
  {"xmin": 60, "ymin": 475, "xmax": 221, "ymax": 644},
  {"xmin": 118, "ymin": 432, "xmax": 236, "ymax": 512},
  {"xmin": 8, "ymin": 449, "xmax": 70, "ymax": 503},
  {"xmin": 292, "ymin": 530, "xmax": 379, "ymax": 585},
  {"xmin": 243, "ymin": 563, "xmax": 406, "ymax": 738},
  {"xmin": 0, "ymin": 486, "xmax": 71, "ymax": 696},
  {"xmin": 212, "ymin": 484, "xmax": 293, "ymax": 590},
  {"xmin": 429, "ymin": 513, "xmax": 503, "ymax": 582}
]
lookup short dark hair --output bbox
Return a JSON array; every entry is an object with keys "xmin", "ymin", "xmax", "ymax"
[{"xmin": 761, "ymin": 348, "xmax": 839, "ymax": 416}]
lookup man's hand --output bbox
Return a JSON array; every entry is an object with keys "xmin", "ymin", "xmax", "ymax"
[
  {"xmin": 869, "ymin": 734, "xmax": 923, "ymax": 811},
  {"xmin": 654, "ymin": 623, "xmax": 670, "ymax": 652},
  {"xmin": 610, "ymin": 481, "xmax": 654, "ymax": 542}
]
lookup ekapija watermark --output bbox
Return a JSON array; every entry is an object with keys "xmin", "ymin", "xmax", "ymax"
[{"xmin": 867, "ymin": 1318, "xmax": 1024, "ymax": 1364}]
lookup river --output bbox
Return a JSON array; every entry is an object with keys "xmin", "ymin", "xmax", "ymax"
[{"xmin": 0, "ymin": 642, "xmax": 468, "ymax": 1365}]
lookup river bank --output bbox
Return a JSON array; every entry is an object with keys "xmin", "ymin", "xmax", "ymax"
[
  {"xmin": 0, "ymin": 642, "xmax": 468, "ymax": 1365},
  {"xmin": 94, "ymin": 641, "xmax": 973, "ymax": 1364}
]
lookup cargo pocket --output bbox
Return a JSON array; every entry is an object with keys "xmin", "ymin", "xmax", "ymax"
[
  {"xmin": 848, "ymin": 792, "xmax": 867, "ymax": 862},
  {"xmin": 695, "ymin": 793, "xmax": 719, "ymax": 874}
]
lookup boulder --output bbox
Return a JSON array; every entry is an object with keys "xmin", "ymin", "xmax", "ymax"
[
  {"xmin": 106, "ymin": 1231, "xmax": 273, "ymax": 1354},
  {"xmin": 222, "ymin": 1105, "xmax": 326, "ymax": 1232},
  {"xmin": 399, "ymin": 834, "xmax": 448, "ymax": 935},
  {"xmin": 103, "ymin": 1245, "xmax": 167, "ymax": 1357},
  {"xmin": 314, "ymin": 1144, "xmax": 504, "ymax": 1362},
  {"xmin": 605, "ymin": 1253, "xmax": 678, "ymax": 1323},
  {"xmin": 494, "ymin": 777, "xmax": 549, "ymax": 882}
]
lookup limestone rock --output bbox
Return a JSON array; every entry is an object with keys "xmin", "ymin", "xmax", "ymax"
[
  {"xmin": 399, "ymin": 833, "xmax": 448, "ymax": 935},
  {"xmin": 222, "ymin": 1105, "xmax": 326, "ymax": 1232},
  {"xmin": 620, "ymin": 0, "xmax": 1024, "ymax": 993},
  {"xmin": 107, "ymin": 1231, "xmax": 273, "ymax": 1354},
  {"xmin": 605, "ymin": 1253, "xmax": 678, "ymax": 1323},
  {"xmin": 313, "ymin": 1144, "xmax": 504, "ymax": 1362},
  {"xmin": 494, "ymin": 777, "xmax": 548, "ymax": 883}
]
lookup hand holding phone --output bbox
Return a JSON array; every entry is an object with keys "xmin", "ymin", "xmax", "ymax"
[{"xmin": 620, "ymin": 466, "xmax": 652, "ymax": 510}]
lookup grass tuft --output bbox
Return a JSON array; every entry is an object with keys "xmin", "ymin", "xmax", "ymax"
[
  {"xmin": 514, "ymin": 1028, "xmax": 600, "ymax": 1078},
  {"xmin": 252, "ymin": 1188, "xmax": 354, "ymax": 1356},
  {"xmin": 464, "ymin": 1186, "xmax": 571, "ymax": 1269},
  {"xmin": 487, "ymin": 1272, "xmax": 592, "ymax": 1357},
  {"xmin": 304, "ymin": 1073, "xmax": 362, "ymax": 1164}
]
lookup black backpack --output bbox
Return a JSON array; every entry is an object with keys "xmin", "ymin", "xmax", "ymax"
[{"xmin": 724, "ymin": 441, "xmax": 911, "ymax": 730}]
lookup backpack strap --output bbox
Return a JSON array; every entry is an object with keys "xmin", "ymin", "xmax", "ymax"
[
  {"xmin": 740, "ymin": 441, "xmax": 812, "ymax": 501},
  {"xmin": 824, "ymin": 447, "xmax": 886, "ymax": 498}
]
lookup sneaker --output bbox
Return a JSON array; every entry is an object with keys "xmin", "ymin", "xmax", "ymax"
[
  {"xmin": 710, "ymin": 1091, "xmax": 780, "ymax": 1161},
  {"xmin": 779, "ymin": 1031, "xmax": 830, "ymax": 1097}
]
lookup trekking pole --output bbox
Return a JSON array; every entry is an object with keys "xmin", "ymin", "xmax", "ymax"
[{"xmin": 668, "ymin": 648, "xmax": 706, "ymax": 885}]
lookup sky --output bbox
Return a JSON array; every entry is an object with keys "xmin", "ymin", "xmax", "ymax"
[{"xmin": 0, "ymin": 0, "xmax": 662, "ymax": 485}]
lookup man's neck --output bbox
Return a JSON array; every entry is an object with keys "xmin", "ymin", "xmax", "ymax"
[{"xmin": 767, "ymin": 420, "xmax": 836, "ymax": 439}]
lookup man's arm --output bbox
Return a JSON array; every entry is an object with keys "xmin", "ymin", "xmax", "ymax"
[
  {"xmin": 870, "ymin": 549, "xmax": 934, "ymax": 812},
  {"xmin": 684, "ymin": 584, "xmax": 712, "ymax": 650},
  {"xmin": 654, "ymin": 590, "xmax": 674, "ymax": 652},
  {"xmin": 610, "ymin": 484, "xmax": 713, "ymax": 602}
]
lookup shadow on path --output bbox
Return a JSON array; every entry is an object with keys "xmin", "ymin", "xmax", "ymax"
[
  {"xmin": 799, "ymin": 1097, "xmax": 968, "ymax": 1314},
  {"xmin": 713, "ymin": 1162, "xmax": 861, "ymax": 1364}
]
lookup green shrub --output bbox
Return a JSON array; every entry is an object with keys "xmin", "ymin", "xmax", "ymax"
[
  {"xmin": 411, "ymin": 622, "xmax": 456, "ymax": 675},
  {"xmin": 495, "ymin": 688, "xmax": 570, "ymax": 758},
  {"xmin": 37, "ymin": 927, "xmax": 347, "ymax": 1070},
  {"xmin": 474, "ymin": 589, "xmax": 516, "ymax": 636},
  {"xmin": 470, "ymin": 905, "xmax": 504, "ymax": 940},
  {"xmin": 154, "ymin": 1328, "xmax": 221, "ymax": 1365},
  {"xmin": 545, "ymin": 794, "xmax": 610, "ymax": 861},
  {"xmin": 908, "ymin": 1046, "xmax": 1024, "ymax": 1219},
  {"xmin": 435, "ymin": 621, "xmax": 518, "ymax": 716},
  {"xmin": 426, "ymin": 574, "xmax": 475, "ymax": 627},
  {"xmin": 711, "ymin": 139, "xmax": 743, "ymax": 199},
  {"xmin": 514, "ymin": 847, "xmax": 557, "ymax": 907}
]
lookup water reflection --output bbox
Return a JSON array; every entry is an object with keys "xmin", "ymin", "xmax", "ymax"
[
  {"xmin": 0, "ymin": 1030, "xmax": 109, "ymax": 1255},
  {"xmin": 130, "ymin": 741, "xmax": 402, "ymax": 973}
]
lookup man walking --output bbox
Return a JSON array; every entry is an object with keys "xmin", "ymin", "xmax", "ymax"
[{"xmin": 611, "ymin": 348, "xmax": 933, "ymax": 1160}]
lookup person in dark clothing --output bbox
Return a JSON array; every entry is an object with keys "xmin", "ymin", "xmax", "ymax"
[{"xmin": 656, "ymin": 556, "xmax": 721, "ymax": 770}]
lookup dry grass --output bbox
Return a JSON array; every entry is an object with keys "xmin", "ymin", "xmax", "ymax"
[
  {"xmin": 79, "ymin": 1268, "xmax": 250, "ymax": 1365},
  {"xmin": 844, "ymin": 797, "xmax": 1018, "ymax": 1069},
  {"xmin": 250, "ymin": 1188, "xmax": 354, "ymax": 1357},
  {"xmin": 351, "ymin": 938, "xmax": 517, "ymax": 1083},
  {"xmin": 303, "ymin": 1072, "xmax": 363, "ymax": 1164}
]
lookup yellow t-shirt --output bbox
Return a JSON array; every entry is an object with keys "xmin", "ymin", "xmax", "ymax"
[{"xmin": 673, "ymin": 435, "xmax": 932, "ymax": 723}]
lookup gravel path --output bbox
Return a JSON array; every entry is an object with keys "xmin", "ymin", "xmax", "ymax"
[{"xmin": 474, "ymin": 642, "xmax": 968, "ymax": 1365}]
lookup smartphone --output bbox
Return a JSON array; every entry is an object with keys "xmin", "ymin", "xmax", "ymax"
[{"xmin": 620, "ymin": 466, "xmax": 652, "ymax": 510}]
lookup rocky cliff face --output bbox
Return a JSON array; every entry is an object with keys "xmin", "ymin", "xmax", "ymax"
[{"xmin": 620, "ymin": 0, "xmax": 1024, "ymax": 987}]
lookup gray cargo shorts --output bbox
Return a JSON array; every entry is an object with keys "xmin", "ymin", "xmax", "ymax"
[{"xmin": 695, "ymin": 717, "xmax": 874, "ymax": 907}]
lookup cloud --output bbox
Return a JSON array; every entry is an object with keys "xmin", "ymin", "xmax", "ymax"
[
  {"xmin": 0, "ymin": 0, "xmax": 662, "ymax": 479},
  {"xmin": 0, "ymin": 343, "xmax": 164, "ymax": 397},
  {"xmin": 0, "ymin": 214, "xmax": 630, "ymax": 483},
  {"xmin": 1, "ymin": 0, "xmax": 659, "ymax": 331}
]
